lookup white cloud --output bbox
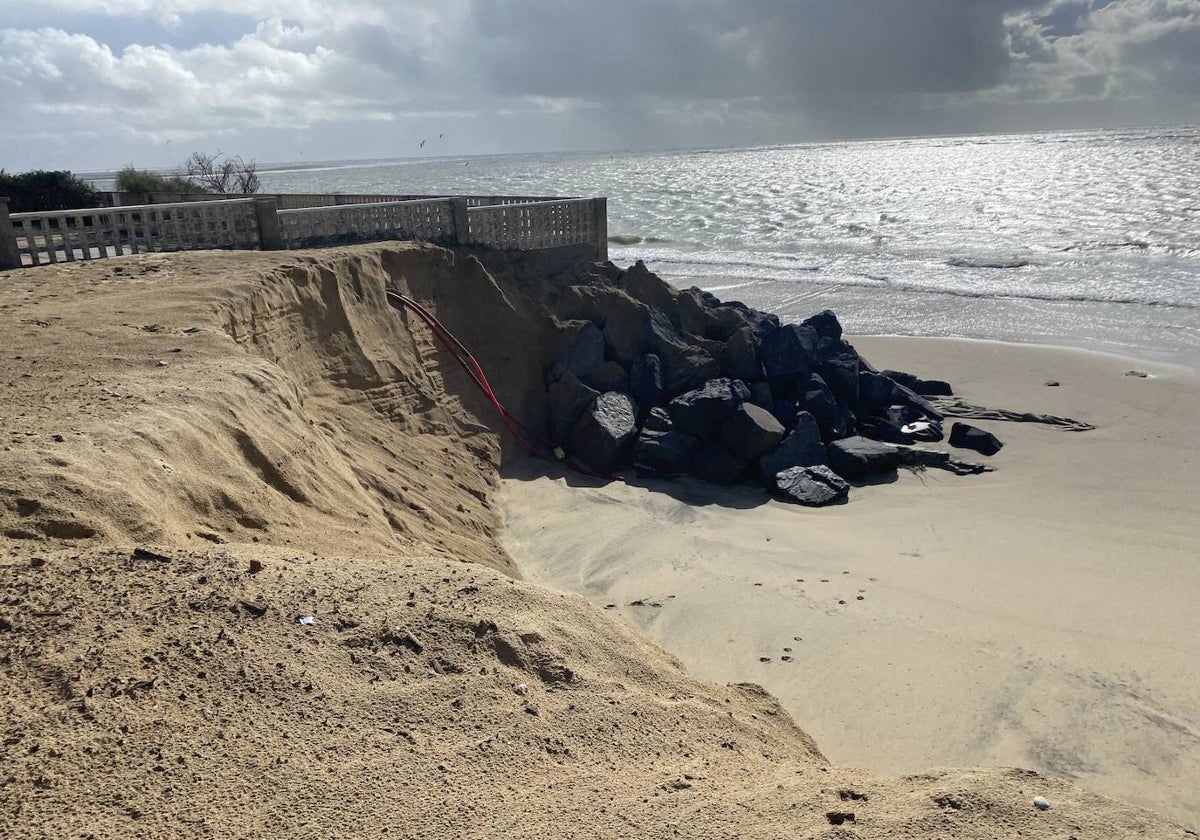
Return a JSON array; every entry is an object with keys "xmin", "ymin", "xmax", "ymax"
[{"xmin": 0, "ymin": 0, "xmax": 1196, "ymax": 170}]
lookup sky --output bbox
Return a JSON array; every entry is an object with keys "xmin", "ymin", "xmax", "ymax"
[{"xmin": 1, "ymin": 0, "xmax": 1197, "ymax": 171}]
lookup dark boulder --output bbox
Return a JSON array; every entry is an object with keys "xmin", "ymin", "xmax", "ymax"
[
  {"xmin": 643, "ymin": 406, "xmax": 673, "ymax": 432},
  {"xmin": 668, "ymin": 378, "xmax": 750, "ymax": 439},
  {"xmin": 827, "ymin": 436, "xmax": 903, "ymax": 480},
  {"xmin": 761, "ymin": 324, "xmax": 818, "ymax": 390},
  {"xmin": 659, "ymin": 342, "xmax": 722, "ymax": 396},
  {"xmin": 949, "ymin": 423, "xmax": 1004, "ymax": 456},
  {"xmin": 634, "ymin": 429, "xmax": 700, "ymax": 476},
  {"xmin": 584, "ymin": 360, "xmax": 630, "ymax": 394},
  {"xmin": 882, "ymin": 369, "xmax": 954, "ymax": 397},
  {"xmin": 892, "ymin": 381, "xmax": 945, "ymax": 422},
  {"xmin": 721, "ymin": 403, "xmax": 785, "ymax": 461},
  {"xmin": 749, "ymin": 381, "xmax": 775, "ymax": 411},
  {"xmin": 822, "ymin": 401, "xmax": 857, "ymax": 443},
  {"xmin": 772, "ymin": 397, "xmax": 800, "ymax": 432},
  {"xmin": 883, "ymin": 404, "xmax": 923, "ymax": 428},
  {"xmin": 816, "ymin": 338, "xmax": 860, "ymax": 404},
  {"xmin": 857, "ymin": 370, "xmax": 896, "ymax": 412},
  {"xmin": 721, "ymin": 326, "xmax": 764, "ymax": 383},
  {"xmin": 678, "ymin": 288, "xmax": 755, "ymax": 342},
  {"xmin": 773, "ymin": 465, "xmax": 850, "ymax": 507},
  {"xmin": 630, "ymin": 353, "xmax": 665, "ymax": 412},
  {"xmin": 897, "ymin": 447, "xmax": 952, "ymax": 469},
  {"xmin": 689, "ymin": 443, "xmax": 748, "ymax": 485},
  {"xmin": 580, "ymin": 286, "xmax": 717, "ymax": 392},
  {"xmin": 860, "ymin": 418, "xmax": 915, "ymax": 445},
  {"xmin": 799, "ymin": 374, "xmax": 837, "ymax": 429},
  {"xmin": 548, "ymin": 372, "xmax": 600, "ymax": 446},
  {"xmin": 758, "ymin": 412, "xmax": 826, "ymax": 483},
  {"xmin": 800, "ymin": 309, "xmax": 843, "ymax": 342},
  {"xmin": 620, "ymin": 261, "xmax": 683, "ymax": 327},
  {"xmin": 691, "ymin": 291, "xmax": 780, "ymax": 340},
  {"xmin": 562, "ymin": 321, "xmax": 605, "ymax": 378},
  {"xmin": 571, "ymin": 392, "xmax": 639, "ymax": 472}
]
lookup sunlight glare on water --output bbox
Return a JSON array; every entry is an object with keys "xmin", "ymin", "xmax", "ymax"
[{"xmin": 261, "ymin": 127, "xmax": 1200, "ymax": 365}]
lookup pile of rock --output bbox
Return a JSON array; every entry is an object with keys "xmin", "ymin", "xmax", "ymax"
[{"xmin": 542, "ymin": 260, "xmax": 997, "ymax": 506}]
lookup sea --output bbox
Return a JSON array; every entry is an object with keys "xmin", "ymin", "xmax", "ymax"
[{"xmin": 256, "ymin": 126, "xmax": 1200, "ymax": 367}]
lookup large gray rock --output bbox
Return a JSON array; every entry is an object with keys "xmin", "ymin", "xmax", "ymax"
[
  {"xmin": 572, "ymin": 392, "xmax": 639, "ymax": 472},
  {"xmin": 548, "ymin": 372, "xmax": 600, "ymax": 446},
  {"xmin": 758, "ymin": 412, "xmax": 826, "ymax": 482},
  {"xmin": 761, "ymin": 324, "xmax": 818, "ymax": 389},
  {"xmin": 668, "ymin": 378, "xmax": 750, "ymax": 439},
  {"xmin": 721, "ymin": 403, "xmax": 785, "ymax": 461},
  {"xmin": 827, "ymin": 436, "xmax": 902, "ymax": 479},
  {"xmin": 773, "ymin": 465, "xmax": 850, "ymax": 507},
  {"xmin": 634, "ymin": 429, "xmax": 701, "ymax": 476},
  {"xmin": 688, "ymin": 443, "xmax": 748, "ymax": 485}
]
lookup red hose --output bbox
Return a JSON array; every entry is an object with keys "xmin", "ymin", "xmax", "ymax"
[{"xmin": 385, "ymin": 290, "xmax": 618, "ymax": 482}]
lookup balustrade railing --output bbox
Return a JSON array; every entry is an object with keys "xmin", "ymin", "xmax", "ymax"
[{"xmin": 0, "ymin": 192, "xmax": 607, "ymax": 270}]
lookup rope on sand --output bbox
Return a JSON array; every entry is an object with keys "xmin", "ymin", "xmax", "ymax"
[{"xmin": 933, "ymin": 398, "xmax": 1095, "ymax": 432}]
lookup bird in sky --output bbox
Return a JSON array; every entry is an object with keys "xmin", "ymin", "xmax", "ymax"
[
  {"xmin": 439, "ymin": 133, "xmax": 444, "ymax": 139},
  {"xmin": 420, "ymin": 139, "xmax": 426, "ymax": 149}
]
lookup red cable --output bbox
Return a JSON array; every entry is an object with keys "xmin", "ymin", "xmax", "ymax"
[{"xmin": 384, "ymin": 290, "xmax": 619, "ymax": 482}]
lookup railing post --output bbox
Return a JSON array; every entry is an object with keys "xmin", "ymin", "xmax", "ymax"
[
  {"xmin": 253, "ymin": 196, "xmax": 284, "ymax": 251},
  {"xmin": 450, "ymin": 198, "xmax": 471, "ymax": 246},
  {"xmin": 0, "ymin": 197, "xmax": 22, "ymax": 270},
  {"xmin": 592, "ymin": 197, "xmax": 608, "ymax": 261}
]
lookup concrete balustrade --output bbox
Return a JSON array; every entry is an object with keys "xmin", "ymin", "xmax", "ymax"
[{"xmin": 1, "ymin": 192, "xmax": 607, "ymax": 269}]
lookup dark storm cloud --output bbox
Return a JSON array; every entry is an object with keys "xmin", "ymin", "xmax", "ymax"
[
  {"xmin": 1, "ymin": 0, "xmax": 1197, "ymax": 168},
  {"xmin": 468, "ymin": 0, "xmax": 1042, "ymax": 100}
]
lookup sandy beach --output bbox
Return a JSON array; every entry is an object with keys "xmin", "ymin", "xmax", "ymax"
[
  {"xmin": 502, "ymin": 335, "xmax": 1200, "ymax": 825},
  {"xmin": 2, "ymin": 246, "xmax": 1192, "ymax": 837}
]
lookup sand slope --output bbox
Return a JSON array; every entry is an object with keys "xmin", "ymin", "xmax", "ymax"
[{"xmin": 0, "ymin": 245, "xmax": 1189, "ymax": 837}]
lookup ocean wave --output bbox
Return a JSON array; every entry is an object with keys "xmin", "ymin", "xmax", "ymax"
[
  {"xmin": 616, "ymin": 250, "xmax": 822, "ymax": 273},
  {"xmin": 628, "ymin": 251, "xmax": 1197, "ymax": 310},
  {"xmin": 947, "ymin": 257, "xmax": 1032, "ymax": 269},
  {"xmin": 608, "ymin": 234, "xmax": 669, "ymax": 245}
]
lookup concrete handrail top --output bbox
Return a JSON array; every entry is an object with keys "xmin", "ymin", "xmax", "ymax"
[
  {"xmin": 11, "ymin": 197, "xmax": 258, "ymax": 220},
  {"xmin": 277, "ymin": 197, "xmax": 454, "ymax": 215},
  {"xmin": 469, "ymin": 198, "xmax": 587, "ymax": 211}
]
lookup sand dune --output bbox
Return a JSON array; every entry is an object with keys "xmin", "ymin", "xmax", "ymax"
[{"xmin": 0, "ymin": 244, "xmax": 1190, "ymax": 837}]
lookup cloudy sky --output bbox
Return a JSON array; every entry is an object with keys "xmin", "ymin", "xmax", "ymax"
[{"xmin": 1, "ymin": 0, "xmax": 1197, "ymax": 171}]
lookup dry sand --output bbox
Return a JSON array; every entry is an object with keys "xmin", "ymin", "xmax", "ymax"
[
  {"xmin": 503, "ymin": 335, "xmax": 1200, "ymax": 826},
  {"xmin": 1, "ymin": 244, "xmax": 1192, "ymax": 837}
]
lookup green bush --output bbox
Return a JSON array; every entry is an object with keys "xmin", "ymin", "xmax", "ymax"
[
  {"xmin": 115, "ymin": 167, "xmax": 205, "ymax": 196},
  {"xmin": 0, "ymin": 169, "xmax": 102, "ymax": 212}
]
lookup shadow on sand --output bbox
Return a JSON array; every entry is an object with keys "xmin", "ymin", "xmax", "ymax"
[{"xmin": 500, "ymin": 455, "xmax": 890, "ymax": 510}]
